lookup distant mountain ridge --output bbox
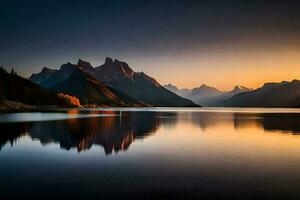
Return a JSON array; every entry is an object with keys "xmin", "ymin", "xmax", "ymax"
[
  {"xmin": 164, "ymin": 83, "xmax": 251, "ymax": 106},
  {"xmin": 223, "ymin": 80, "xmax": 300, "ymax": 107},
  {"xmin": 30, "ymin": 57, "xmax": 198, "ymax": 107},
  {"xmin": 165, "ymin": 80, "xmax": 300, "ymax": 107}
]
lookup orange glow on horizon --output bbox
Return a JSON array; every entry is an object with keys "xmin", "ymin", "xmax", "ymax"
[{"xmin": 131, "ymin": 45, "xmax": 300, "ymax": 91}]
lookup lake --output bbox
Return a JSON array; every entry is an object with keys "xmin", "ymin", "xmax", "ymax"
[{"xmin": 1, "ymin": 107, "xmax": 300, "ymax": 199}]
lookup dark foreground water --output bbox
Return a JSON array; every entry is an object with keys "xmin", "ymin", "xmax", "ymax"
[{"xmin": 1, "ymin": 108, "xmax": 300, "ymax": 199}]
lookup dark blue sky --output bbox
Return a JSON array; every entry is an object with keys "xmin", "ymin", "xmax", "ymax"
[{"xmin": 1, "ymin": 0, "xmax": 300, "ymax": 89}]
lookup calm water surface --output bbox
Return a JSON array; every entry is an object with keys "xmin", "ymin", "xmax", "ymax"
[{"xmin": 1, "ymin": 107, "xmax": 300, "ymax": 199}]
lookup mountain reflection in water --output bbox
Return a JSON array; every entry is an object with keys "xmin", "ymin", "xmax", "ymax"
[
  {"xmin": 0, "ymin": 110, "xmax": 162, "ymax": 154},
  {"xmin": 1, "ymin": 110, "xmax": 300, "ymax": 154}
]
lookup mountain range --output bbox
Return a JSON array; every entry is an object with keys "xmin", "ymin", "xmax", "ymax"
[
  {"xmin": 223, "ymin": 80, "xmax": 300, "ymax": 107},
  {"xmin": 30, "ymin": 57, "xmax": 197, "ymax": 107},
  {"xmin": 165, "ymin": 79, "xmax": 300, "ymax": 108},
  {"xmin": 164, "ymin": 83, "xmax": 251, "ymax": 106},
  {"xmin": 2, "ymin": 56, "xmax": 300, "ymax": 109}
]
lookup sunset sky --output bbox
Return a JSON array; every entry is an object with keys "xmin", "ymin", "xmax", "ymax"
[{"xmin": 1, "ymin": 0, "xmax": 300, "ymax": 90}]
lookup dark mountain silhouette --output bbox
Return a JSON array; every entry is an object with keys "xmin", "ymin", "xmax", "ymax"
[
  {"xmin": 30, "ymin": 61, "xmax": 143, "ymax": 106},
  {"xmin": 224, "ymin": 80, "xmax": 300, "ymax": 107},
  {"xmin": 77, "ymin": 59, "xmax": 95, "ymax": 74},
  {"xmin": 92, "ymin": 57, "xmax": 197, "ymax": 106},
  {"xmin": 30, "ymin": 58, "xmax": 198, "ymax": 107},
  {"xmin": 0, "ymin": 67, "xmax": 74, "ymax": 109},
  {"xmin": 165, "ymin": 83, "xmax": 251, "ymax": 106}
]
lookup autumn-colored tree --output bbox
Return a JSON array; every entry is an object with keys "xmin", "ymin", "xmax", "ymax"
[{"xmin": 58, "ymin": 93, "xmax": 81, "ymax": 107}]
